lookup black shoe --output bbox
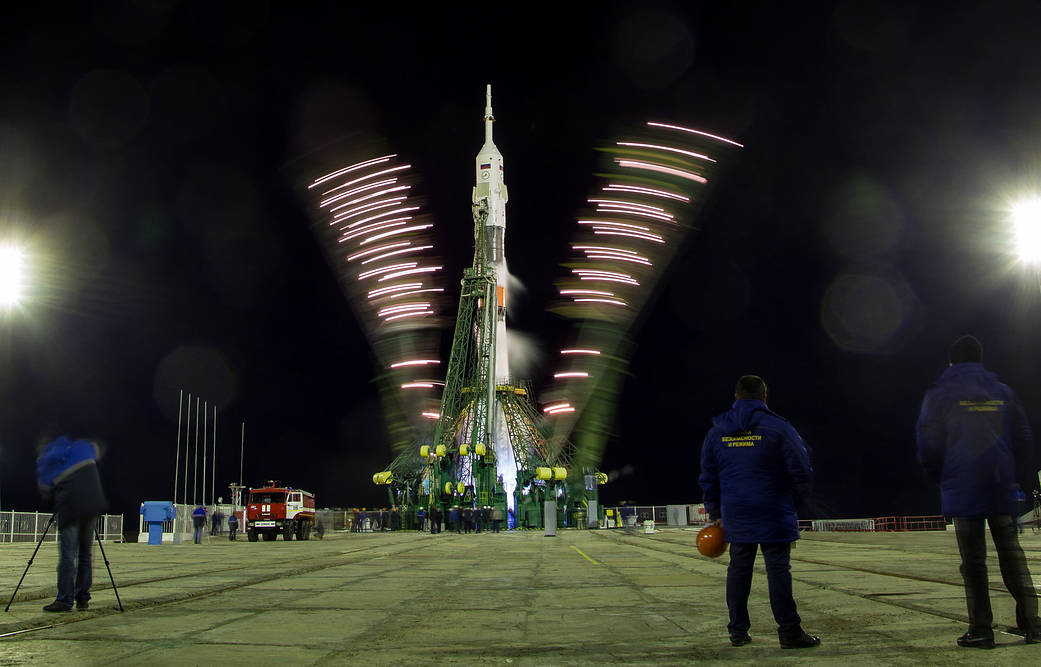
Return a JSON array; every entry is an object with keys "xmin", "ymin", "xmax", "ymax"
[
  {"xmin": 729, "ymin": 633, "xmax": 751, "ymax": 646},
  {"xmin": 75, "ymin": 599, "xmax": 89, "ymax": 610},
  {"xmin": 1025, "ymin": 631, "xmax": 1041, "ymax": 645},
  {"xmin": 780, "ymin": 632, "xmax": 821, "ymax": 649},
  {"xmin": 43, "ymin": 601, "xmax": 72, "ymax": 612},
  {"xmin": 956, "ymin": 632, "xmax": 995, "ymax": 649}
]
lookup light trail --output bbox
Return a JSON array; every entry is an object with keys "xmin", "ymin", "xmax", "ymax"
[
  {"xmin": 384, "ymin": 309, "xmax": 435, "ymax": 322},
  {"xmin": 368, "ymin": 283, "xmax": 423, "ymax": 298},
  {"xmin": 357, "ymin": 262, "xmax": 417, "ymax": 281},
  {"xmin": 311, "ymin": 154, "xmax": 395, "ymax": 189},
  {"xmin": 329, "ymin": 184, "xmax": 411, "ymax": 212},
  {"xmin": 390, "ymin": 359, "xmax": 440, "ymax": 368},
  {"xmin": 359, "ymin": 224, "xmax": 433, "ymax": 244},
  {"xmin": 554, "ymin": 372, "xmax": 590, "ymax": 378},
  {"xmin": 603, "ymin": 183, "xmax": 689, "ymax": 202},
  {"xmin": 378, "ymin": 302, "xmax": 429, "ymax": 316},
  {"xmin": 574, "ymin": 297, "xmax": 628, "ymax": 307},
  {"xmin": 347, "ymin": 241, "xmax": 410, "ymax": 262},
  {"xmin": 402, "ymin": 383, "xmax": 435, "ymax": 389},
  {"xmin": 574, "ymin": 266, "xmax": 637, "ymax": 278},
  {"xmin": 573, "ymin": 244, "xmax": 641, "ymax": 255},
  {"xmin": 617, "ymin": 141, "xmax": 716, "ymax": 162},
  {"xmin": 561, "ymin": 349, "xmax": 600, "ymax": 355},
  {"xmin": 339, "ymin": 219, "xmax": 410, "ymax": 243},
  {"xmin": 421, "ymin": 412, "xmax": 441, "ymax": 419},
  {"xmin": 593, "ymin": 229, "xmax": 665, "ymax": 243},
  {"xmin": 344, "ymin": 206, "xmax": 421, "ymax": 229},
  {"xmin": 646, "ymin": 121, "xmax": 744, "ymax": 147},
  {"xmin": 584, "ymin": 252, "xmax": 653, "ymax": 266},
  {"xmin": 616, "ymin": 159, "xmax": 707, "ymax": 183},
  {"xmin": 595, "ymin": 204, "xmax": 675, "ymax": 222},
  {"xmin": 588, "ymin": 199, "xmax": 668, "ymax": 213},
  {"xmin": 377, "ymin": 265, "xmax": 442, "ymax": 281},
  {"xmin": 560, "ymin": 289, "xmax": 615, "ymax": 296},
  {"xmin": 332, "ymin": 197, "xmax": 409, "ymax": 222},
  {"xmin": 389, "ymin": 287, "xmax": 445, "ymax": 299},
  {"xmin": 320, "ymin": 178, "xmax": 398, "ymax": 207},
  {"xmin": 578, "ymin": 220, "xmax": 651, "ymax": 232},
  {"xmin": 360, "ymin": 244, "xmax": 433, "ymax": 265},
  {"xmin": 320, "ymin": 164, "xmax": 411, "ymax": 197}
]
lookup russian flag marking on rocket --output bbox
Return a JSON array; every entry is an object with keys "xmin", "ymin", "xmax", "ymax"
[{"xmin": 480, "ymin": 163, "xmax": 491, "ymax": 169}]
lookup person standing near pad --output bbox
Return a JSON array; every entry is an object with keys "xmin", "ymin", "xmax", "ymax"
[
  {"xmin": 698, "ymin": 375, "xmax": 819, "ymax": 649},
  {"xmin": 192, "ymin": 505, "xmax": 206, "ymax": 544},
  {"xmin": 36, "ymin": 435, "xmax": 107, "ymax": 612},
  {"xmin": 916, "ymin": 335, "xmax": 1041, "ymax": 648}
]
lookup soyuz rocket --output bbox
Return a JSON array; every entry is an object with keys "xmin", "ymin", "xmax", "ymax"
[
  {"xmin": 472, "ymin": 84, "xmax": 510, "ymax": 384},
  {"xmin": 472, "ymin": 85, "xmax": 519, "ymax": 490}
]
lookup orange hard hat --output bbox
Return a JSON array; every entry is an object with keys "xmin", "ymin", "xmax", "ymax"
[{"xmin": 697, "ymin": 524, "xmax": 727, "ymax": 558}]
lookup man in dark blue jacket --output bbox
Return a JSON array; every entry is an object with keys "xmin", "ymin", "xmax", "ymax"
[
  {"xmin": 916, "ymin": 335, "xmax": 1041, "ymax": 648},
  {"xmin": 36, "ymin": 436, "xmax": 107, "ymax": 612},
  {"xmin": 699, "ymin": 375, "xmax": 819, "ymax": 649}
]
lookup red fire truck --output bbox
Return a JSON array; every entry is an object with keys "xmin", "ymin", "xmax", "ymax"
[{"xmin": 246, "ymin": 482, "xmax": 316, "ymax": 542}]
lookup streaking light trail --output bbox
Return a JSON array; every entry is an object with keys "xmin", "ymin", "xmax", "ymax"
[
  {"xmin": 311, "ymin": 155, "xmax": 396, "ymax": 189},
  {"xmin": 646, "ymin": 122, "xmax": 745, "ymax": 148},
  {"xmin": 616, "ymin": 158, "xmax": 708, "ymax": 184},
  {"xmin": 390, "ymin": 359, "xmax": 440, "ymax": 368},
  {"xmin": 603, "ymin": 183, "xmax": 689, "ymax": 202}
]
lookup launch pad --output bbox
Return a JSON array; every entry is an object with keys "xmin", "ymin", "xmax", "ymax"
[
  {"xmin": 368, "ymin": 87, "xmax": 604, "ymax": 530},
  {"xmin": 308, "ymin": 87, "xmax": 736, "ymax": 532},
  {"xmin": 1, "ymin": 529, "xmax": 1036, "ymax": 663}
]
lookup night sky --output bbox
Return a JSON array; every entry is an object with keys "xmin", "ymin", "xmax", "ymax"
[{"xmin": 3, "ymin": 2, "xmax": 1041, "ymax": 527}]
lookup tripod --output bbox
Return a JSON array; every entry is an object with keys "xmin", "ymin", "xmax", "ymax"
[{"xmin": 5, "ymin": 515, "xmax": 124, "ymax": 612}]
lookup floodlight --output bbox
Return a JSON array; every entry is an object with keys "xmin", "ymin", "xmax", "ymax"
[
  {"xmin": 0, "ymin": 245, "xmax": 25, "ymax": 307},
  {"xmin": 1012, "ymin": 198, "xmax": 1041, "ymax": 263}
]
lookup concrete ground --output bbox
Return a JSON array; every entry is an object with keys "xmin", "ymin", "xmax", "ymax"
[{"xmin": 0, "ymin": 526, "xmax": 1039, "ymax": 665}]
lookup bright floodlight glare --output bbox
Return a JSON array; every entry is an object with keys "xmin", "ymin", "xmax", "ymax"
[
  {"xmin": 0, "ymin": 245, "xmax": 26, "ymax": 306},
  {"xmin": 1013, "ymin": 198, "xmax": 1041, "ymax": 263}
]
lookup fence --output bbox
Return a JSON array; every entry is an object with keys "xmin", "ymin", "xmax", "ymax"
[
  {"xmin": 599, "ymin": 507, "xmax": 948, "ymax": 533},
  {"xmin": 800, "ymin": 515, "xmax": 947, "ymax": 532},
  {"xmin": 603, "ymin": 505, "xmax": 706, "ymax": 528},
  {"xmin": 0, "ymin": 511, "xmax": 124, "ymax": 544}
]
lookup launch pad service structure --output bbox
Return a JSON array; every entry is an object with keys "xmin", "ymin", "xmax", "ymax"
[{"xmin": 374, "ymin": 86, "xmax": 601, "ymax": 531}]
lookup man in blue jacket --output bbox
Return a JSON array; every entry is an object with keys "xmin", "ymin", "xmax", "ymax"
[
  {"xmin": 916, "ymin": 335, "xmax": 1041, "ymax": 648},
  {"xmin": 192, "ymin": 505, "xmax": 207, "ymax": 544},
  {"xmin": 36, "ymin": 435, "xmax": 107, "ymax": 612},
  {"xmin": 699, "ymin": 375, "xmax": 819, "ymax": 649}
]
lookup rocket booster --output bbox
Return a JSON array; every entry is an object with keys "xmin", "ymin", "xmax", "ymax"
[{"xmin": 473, "ymin": 84, "xmax": 510, "ymax": 381}]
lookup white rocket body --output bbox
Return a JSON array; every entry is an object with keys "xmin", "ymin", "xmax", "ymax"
[
  {"xmin": 472, "ymin": 84, "xmax": 510, "ymax": 383},
  {"xmin": 472, "ymin": 85, "xmax": 517, "ymax": 506}
]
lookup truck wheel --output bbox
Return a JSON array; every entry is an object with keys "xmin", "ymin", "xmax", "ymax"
[
  {"xmin": 283, "ymin": 524, "xmax": 294, "ymax": 541},
  {"xmin": 263, "ymin": 532, "xmax": 276, "ymax": 541},
  {"xmin": 247, "ymin": 530, "xmax": 258, "ymax": 542},
  {"xmin": 301, "ymin": 521, "xmax": 311, "ymax": 541}
]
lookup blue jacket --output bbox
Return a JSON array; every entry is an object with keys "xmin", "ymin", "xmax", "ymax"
[
  {"xmin": 699, "ymin": 399, "xmax": 813, "ymax": 543},
  {"xmin": 36, "ymin": 436, "xmax": 107, "ymax": 528},
  {"xmin": 916, "ymin": 362, "xmax": 1032, "ymax": 517}
]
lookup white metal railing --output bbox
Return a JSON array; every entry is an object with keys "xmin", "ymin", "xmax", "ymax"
[
  {"xmin": 0, "ymin": 511, "xmax": 124, "ymax": 543},
  {"xmin": 603, "ymin": 504, "xmax": 707, "ymax": 528}
]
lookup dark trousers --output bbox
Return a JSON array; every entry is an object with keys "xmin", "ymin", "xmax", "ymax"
[
  {"xmin": 57, "ymin": 516, "xmax": 95, "ymax": 607},
  {"xmin": 726, "ymin": 542, "xmax": 802, "ymax": 637},
  {"xmin": 954, "ymin": 515, "xmax": 1040, "ymax": 636}
]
